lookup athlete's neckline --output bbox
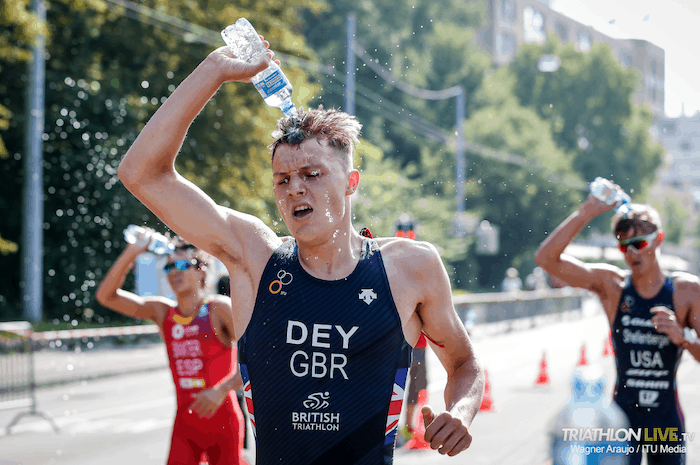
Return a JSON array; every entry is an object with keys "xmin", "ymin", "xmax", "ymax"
[
  {"xmin": 292, "ymin": 237, "xmax": 372, "ymax": 284},
  {"xmin": 626, "ymin": 273, "xmax": 669, "ymax": 301}
]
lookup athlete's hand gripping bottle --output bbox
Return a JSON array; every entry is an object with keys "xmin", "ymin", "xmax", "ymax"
[
  {"xmin": 123, "ymin": 225, "xmax": 174, "ymax": 255},
  {"xmin": 589, "ymin": 177, "xmax": 631, "ymax": 215},
  {"xmin": 221, "ymin": 18, "xmax": 297, "ymax": 117}
]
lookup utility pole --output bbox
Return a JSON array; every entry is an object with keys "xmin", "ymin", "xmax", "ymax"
[
  {"xmin": 455, "ymin": 87, "xmax": 466, "ymax": 215},
  {"xmin": 22, "ymin": 0, "xmax": 46, "ymax": 322},
  {"xmin": 345, "ymin": 13, "xmax": 356, "ymax": 115}
]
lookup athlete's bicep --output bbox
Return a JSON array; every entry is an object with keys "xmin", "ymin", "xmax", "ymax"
[{"xmin": 126, "ymin": 171, "xmax": 278, "ymax": 265}]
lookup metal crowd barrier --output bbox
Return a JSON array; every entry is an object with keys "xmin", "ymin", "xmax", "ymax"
[
  {"xmin": 453, "ymin": 287, "xmax": 592, "ymax": 334},
  {"xmin": 0, "ymin": 321, "xmax": 59, "ymax": 434},
  {"xmin": 0, "ymin": 322, "xmax": 161, "ymax": 435}
]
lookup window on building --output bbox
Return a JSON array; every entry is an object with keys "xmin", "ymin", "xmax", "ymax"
[
  {"xmin": 498, "ymin": 31, "xmax": 517, "ymax": 58},
  {"xmin": 501, "ymin": 0, "xmax": 516, "ymax": 21},
  {"xmin": 577, "ymin": 31, "xmax": 591, "ymax": 52},
  {"xmin": 524, "ymin": 7, "xmax": 545, "ymax": 43},
  {"xmin": 679, "ymin": 140, "xmax": 692, "ymax": 152},
  {"xmin": 662, "ymin": 122, "xmax": 677, "ymax": 135},
  {"xmin": 620, "ymin": 51, "xmax": 632, "ymax": 68},
  {"xmin": 651, "ymin": 60, "xmax": 657, "ymax": 75},
  {"xmin": 555, "ymin": 22, "xmax": 568, "ymax": 42}
]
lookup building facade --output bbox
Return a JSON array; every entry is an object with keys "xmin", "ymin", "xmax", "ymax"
[{"xmin": 474, "ymin": 0, "xmax": 665, "ymax": 117}]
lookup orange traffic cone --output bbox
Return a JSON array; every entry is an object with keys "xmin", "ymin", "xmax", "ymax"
[
  {"xmin": 603, "ymin": 333, "xmax": 614, "ymax": 357},
  {"xmin": 535, "ymin": 352, "xmax": 550, "ymax": 386},
  {"xmin": 577, "ymin": 344, "xmax": 588, "ymax": 366},
  {"xmin": 479, "ymin": 370, "xmax": 496, "ymax": 412},
  {"xmin": 405, "ymin": 389, "xmax": 431, "ymax": 450}
]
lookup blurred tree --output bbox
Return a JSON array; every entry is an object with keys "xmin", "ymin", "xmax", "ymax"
[
  {"xmin": 507, "ymin": 37, "xmax": 664, "ymax": 203},
  {"xmin": 653, "ymin": 196, "xmax": 689, "ymax": 245},
  {"xmin": 436, "ymin": 69, "xmax": 582, "ymax": 289},
  {"xmin": 0, "ymin": 0, "xmax": 45, "ymax": 260},
  {"xmin": 0, "ymin": 0, "xmax": 320, "ymax": 323},
  {"xmin": 300, "ymin": 0, "xmax": 487, "ymax": 166}
]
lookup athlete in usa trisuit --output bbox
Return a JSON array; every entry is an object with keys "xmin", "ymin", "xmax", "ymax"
[
  {"xmin": 96, "ymin": 231, "xmax": 246, "ymax": 465},
  {"xmin": 535, "ymin": 194, "xmax": 700, "ymax": 465},
  {"xmin": 116, "ymin": 38, "xmax": 484, "ymax": 463}
]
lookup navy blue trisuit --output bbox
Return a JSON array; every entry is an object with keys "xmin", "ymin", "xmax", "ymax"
[
  {"xmin": 238, "ymin": 238, "xmax": 413, "ymax": 464},
  {"xmin": 611, "ymin": 275, "xmax": 686, "ymax": 465}
]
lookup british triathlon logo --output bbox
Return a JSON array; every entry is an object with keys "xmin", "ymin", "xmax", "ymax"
[
  {"xmin": 292, "ymin": 392, "xmax": 341, "ymax": 432},
  {"xmin": 269, "ymin": 269, "xmax": 293, "ymax": 295},
  {"xmin": 303, "ymin": 392, "xmax": 330, "ymax": 410},
  {"xmin": 358, "ymin": 288, "xmax": 377, "ymax": 305}
]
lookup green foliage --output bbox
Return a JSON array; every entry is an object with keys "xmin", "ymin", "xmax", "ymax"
[
  {"xmin": 652, "ymin": 196, "xmax": 689, "ymax": 245},
  {"xmin": 300, "ymin": 0, "xmax": 487, "ymax": 165},
  {"xmin": 0, "ymin": 0, "xmax": 319, "ymax": 322},
  {"xmin": 0, "ymin": 0, "xmax": 46, "ymax": 158},
  {"xmin": 506, "ymin": 36, "xmax": 665, "ymax": 200}
]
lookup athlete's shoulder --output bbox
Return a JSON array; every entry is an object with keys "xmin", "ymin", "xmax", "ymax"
[
  {"xmin": 208, "ymin": 293, "xmax": 232, "ymax": 311},
  {"xmin": 145, "ymin": 296, "xmax": 177, "ymax": 327},
  {"xmin": 374, "ymin": 236, "xmax": 439, "ymax": 260},
  {"xmin": 374, "ymin": 237, "xmax": 444, "ymax": 282},
  {"xmin": 670, "ymin": 271, "xmax": 700, "ymax": 294}
]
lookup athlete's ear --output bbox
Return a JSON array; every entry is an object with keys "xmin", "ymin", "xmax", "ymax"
[
  {"xmin": 657, "ymin": 230, "xmax": 664, "ymax": 245},
  {"xmin": 346, "ymin": 170, "xmax": 360, "ymax": 196}
]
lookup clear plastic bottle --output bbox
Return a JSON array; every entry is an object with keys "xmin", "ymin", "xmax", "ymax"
[
  {"xmin": 123, "ymin": 225, "xmax": 175, "ymax": 255},
  {"xmin": 221, "ymin": 18, "xmax": 297, "ymax": 117},
  {"xmin": 589, "ymin": 177, "xmax": 631, "ymax": 214}
]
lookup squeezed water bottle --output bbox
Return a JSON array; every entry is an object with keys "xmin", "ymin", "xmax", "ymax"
[
  {"xmin": 589, "ymin": 177, "xmax": 631, "ymax": 214},
  {"xmin": 221, "ymin": 18, "xmax": 297, "ymax": 117},
  {"xmin": 123, "ymin": 225, "xmax": 175, "ymax": 255}
]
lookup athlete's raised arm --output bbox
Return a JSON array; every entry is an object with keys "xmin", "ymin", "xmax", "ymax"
[
  {"xmin": 117, "ymin": 44, "xmax": 281, "ymax": 266},
  {"xmin": 95, "ymin": 228, "xmax": 171, "ymax": 326},
  {"xmin": 535, "ymin": 193, "xmax": 623, "ymax": 294}
]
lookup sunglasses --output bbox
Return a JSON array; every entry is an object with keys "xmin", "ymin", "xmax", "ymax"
[
  {"xmin": 617, "ymin": 231, "xmax": 658, "ymax": 254},
  {"xmin": 163, "ymin": 259, "xmax": 200, "ymax": 274}
]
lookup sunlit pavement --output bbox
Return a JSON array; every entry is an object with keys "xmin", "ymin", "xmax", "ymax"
[{"xmin": 1, "ymin": 303, "xmax": 698, "ymax": 465}]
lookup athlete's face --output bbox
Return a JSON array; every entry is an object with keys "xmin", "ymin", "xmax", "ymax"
[
  {"xmin": 272, "ymin": 138, "xmax": 359, "ymax": 244},
  {"xmin": 616, "ymin": 226, "xmax": 660, "ymax": 273},
  {"xmin": 165, "ymin": 251, "xmax": 205, "ymax": 294}
]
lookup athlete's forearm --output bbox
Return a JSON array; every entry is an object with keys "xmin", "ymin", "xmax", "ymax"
[
  {"xmin": 118, "ymin": 56, "xmax": 224, "ymax": 189},
  {"xmin": 535, "ymin": 202, "xmax": 598, "ymax": 269},
  {"xmin": 95, "ymin": 247, "xmax": 141, "ymax": 305},
  {"xmin": 444, "ymin": 357, "xmax": 484, "ymax": 426}
]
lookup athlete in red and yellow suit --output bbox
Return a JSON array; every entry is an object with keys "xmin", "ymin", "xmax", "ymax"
[{"xmin": 163, "ymin": 302, "xmax": 245, "ymax": 465}]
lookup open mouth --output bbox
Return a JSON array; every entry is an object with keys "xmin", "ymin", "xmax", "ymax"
[{"xmin": 293, "ymin": 205, "xmax": 313, "ymax": 218}]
